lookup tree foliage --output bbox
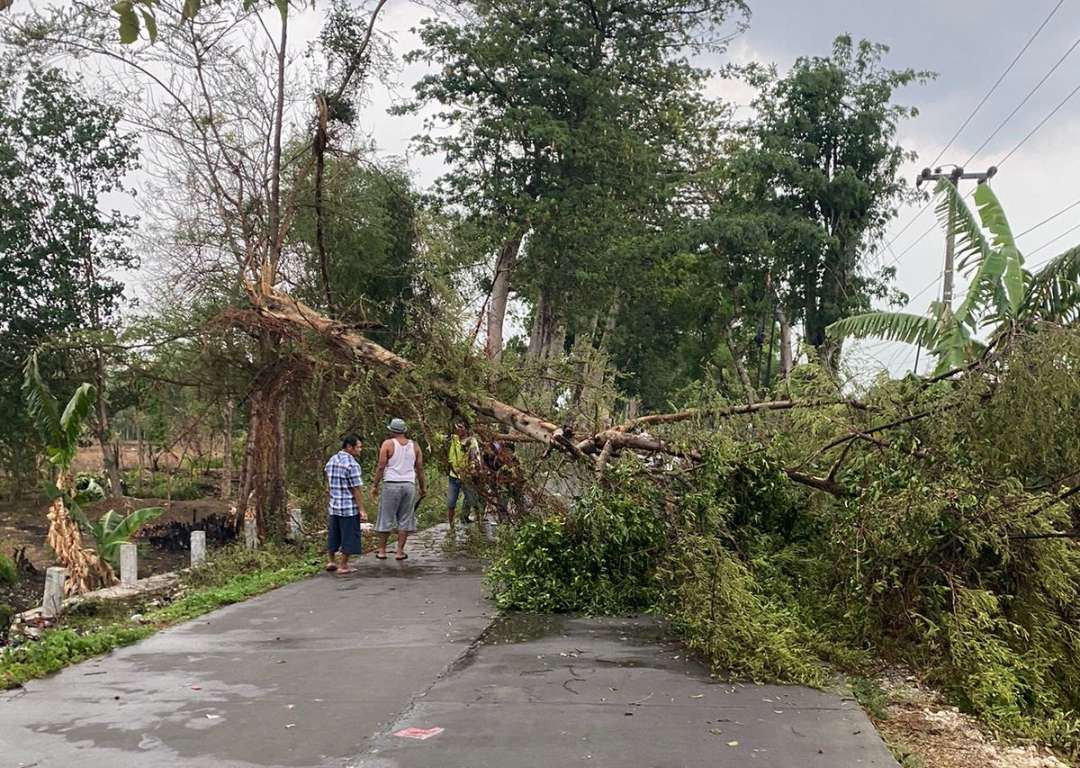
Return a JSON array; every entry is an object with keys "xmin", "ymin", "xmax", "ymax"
[
  {"xmin": 728, "ymin": 36, "xmax": 930, "ymax": 356},
  {"xmin": 0, "ymin": 63, "xmax": 137, "ymax": 485}
]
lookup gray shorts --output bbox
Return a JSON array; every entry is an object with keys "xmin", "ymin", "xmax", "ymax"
[{"xmin": 377, "ymin": 482, "xmax": 417, "ymax": 532}]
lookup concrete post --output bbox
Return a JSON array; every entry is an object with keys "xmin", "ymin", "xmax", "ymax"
[
  {"xmin": 287, "ymin": 509, "xmax": 303, "ymax": 541},
  {"xmin": 119, "ymin": 542, "xmax": 138, "ymax": 586},
  {"xmin": 42, "ymin": 567, "xmax": 66, "ymax": 618},
  {"xmin": 190, "ymin": 530, "xmax": 207, "ymax": 566},
  {"xmin": 244, "ymin": 518, "xmax": 258, "ymax": 550}
]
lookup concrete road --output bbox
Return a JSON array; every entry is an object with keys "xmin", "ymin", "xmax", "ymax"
[{"xmin": 2, "ymin": 526, "xmax": 897, "ymax": 767}]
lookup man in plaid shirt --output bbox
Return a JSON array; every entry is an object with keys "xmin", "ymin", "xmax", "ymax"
[{"xmin": 324, "ymin": 434, "xmax": 368, "ymax": 574}]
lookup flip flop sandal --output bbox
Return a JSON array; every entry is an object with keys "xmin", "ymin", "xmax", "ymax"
[
  {"xmin": 395, "ymin": 553, "xmax": 409, "ymax": 561},
  {"xmin": 375, "ymin": 553, "xmax": 387, "ymax": 560},
  {"xmin": 324, "ymin": 563, "xmax": 338, "ymax": 572}
]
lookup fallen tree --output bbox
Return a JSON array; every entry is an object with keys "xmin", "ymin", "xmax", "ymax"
[{"xmin": 252, "ymin": 287, "xmax": 884, "ymax": 496}]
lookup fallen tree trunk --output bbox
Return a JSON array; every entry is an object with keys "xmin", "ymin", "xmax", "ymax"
[
  {"xmin": 254, "ymin": 289, "xmax": 562, "ymax": 445},
  {"xmin": 251, "ymin": 288, "xmax": 873, "ymax": 498}
]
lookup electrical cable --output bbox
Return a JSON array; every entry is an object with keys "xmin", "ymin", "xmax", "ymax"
[{"xmin": 928, "ymin": 0, "xmax": 1066, "ymax": 169}]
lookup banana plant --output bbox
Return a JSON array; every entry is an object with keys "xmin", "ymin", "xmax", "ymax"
[
  {"xmin": 22, "ymin": 352, "xmax": 96, "ymax": 470},
  {"xmin": 67, "ymin": 505, "xmax": 163, "ymax": 569},
  {"xmin": 23, "ymin": 352, "xmax": 162, "ymax": 571},
  {"xmin": 828, "ymin": 181, "xmax": 1080, "ymax": 374}
]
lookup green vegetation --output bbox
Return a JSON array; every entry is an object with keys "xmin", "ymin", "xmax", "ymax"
[
  {"xmin": 0, "ymin": 554, "xmax": 16, "ymax": 586},
  {"xmin": 0, "ymin": 543, "xmax": 320, "ymax": 689},
  {"xmin": 1, "ymin": 3, "xmax": 1077, "ymax": 764},
  {"xmin": 491, "ymin": 327, "xmax": 1080, "ymax": 756},
  {"xmin": 829, "ymin": 182, "xmax": 1080, "ymax": 372},
  {"xmin": 123, "ymin": 470, "xmax": 207, "ymax": 501},
  {"xmin": 851, "ymin": 677, "xmax": 890, "ymax": 721},
  {"xmin": 69, "ymin": 506, "xmax": 163, "ymax": 569}
]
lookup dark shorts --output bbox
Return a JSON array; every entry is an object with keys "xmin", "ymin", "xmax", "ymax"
[
  {"xmin": 327, "ymin": 513, "xmax": 362, "ymax": 555},
  {"xmin": 448, "ymin": 476, "xmax": 479, "ymax": 512}
]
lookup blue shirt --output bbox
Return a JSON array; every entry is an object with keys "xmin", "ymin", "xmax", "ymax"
[{"xmin": 325, "ymin": 450, "xmax": 363, "ymax": 516}]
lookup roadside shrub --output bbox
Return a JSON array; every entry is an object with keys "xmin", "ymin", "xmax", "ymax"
[
  {"xmin": 665, "ymin": 538, "xmax": 828, "ymax": 686},
  {"xmin": 0, "ymin": 603, "xmax": 13, "ymax": 643},
  {"xmin": 488, "ymin": 461, "xmax": 666, "ymax": 614}
]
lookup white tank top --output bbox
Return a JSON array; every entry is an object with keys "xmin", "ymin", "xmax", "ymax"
[{"xmin": 384, "ymin": 438, "xmax": 416, "ymax": 483}]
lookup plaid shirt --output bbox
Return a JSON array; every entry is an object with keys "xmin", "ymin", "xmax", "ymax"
[{"xmin": 325, "ymin": 450, "xmax": 363, "ymax": 516}]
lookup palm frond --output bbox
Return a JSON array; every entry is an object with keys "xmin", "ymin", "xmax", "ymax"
[
  {"xmin": 1022, "ymin": 245, "xmax": 1080, "ymax": 324},
  {"xmin": 111, "ymin": 507, "xmax": 163, "ymax": 541},
  {"xmin": 974, "ymin": 183, "xmax": 1024, "ymax": 315},
  {"xmin": 57, "ymin": 382, "xmax": 96, "ymax": 466},
  {"xmin": 930, "ymin": 321, "xmax": 982, "ymax": 376},
  {"xmin": 933, "ymin": 180, "xmax": 1010, "ymax": 327},
  {"xmin": 21, "ymin": 352, "xmax": 63, "ymax": 452},
  {"xmin": 827, "ymin": 311, "xmax": 939, "ymax": 347}
]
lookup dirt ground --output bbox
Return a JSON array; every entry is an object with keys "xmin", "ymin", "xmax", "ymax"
[
  {"xmin": 873, "ymin": 669, "xmax": 1072, "ymax": 768},
  {"xmin": 69, "ymin": 440, "xmax": 201, "ymax": 473},
  {"xmin": 1, "ymin": 439, "xmax": 234, "ymax": 620}
]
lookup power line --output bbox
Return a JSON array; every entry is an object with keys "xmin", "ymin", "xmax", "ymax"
[
  {"xmin": 1016, "ymin": 197, "xmax": 1080, "ymax": 239},
  {"xmin": 905, "ymin": 272, "xmax": 944, "ymax": 308},
  {"xmin": 997, "ymin": 78, "xmax": 1080, "ymax": 167},
  {"xmin": 881, "ymin": 1, "xmax": 1065, "ymax": 265},
  {"xmin": 1027, "ymin": 220, "xmax": 1080, "ymax": 259},
  {"xmin": 927, "ymin": 0, "xmax": 1066, "ymax": 169},
  {"xmin": 964, "ymin": 33, "xmax": 1080, "ymax": 166},
  {"xmin": 882, "ymin": 200, "xmax": 934, "ymax": 264},
  {"xmin": 891, "ymin": 217, "xmax": 940, "ymax": 264}
]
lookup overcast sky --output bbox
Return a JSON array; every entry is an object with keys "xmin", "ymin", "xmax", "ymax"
[{"xmin": 95, "ymin": 0, "xmax": 1080, "ymax": 379}]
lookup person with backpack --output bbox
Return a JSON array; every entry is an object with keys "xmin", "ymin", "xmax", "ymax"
[{"xmin": 371, "ymin": 418, "xmax": 426, "ymax": 560}]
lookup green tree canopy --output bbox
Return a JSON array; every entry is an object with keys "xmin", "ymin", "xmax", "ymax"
[{"xmin": 0, "ymin": 63, "xmax": 138, "ymax": 483}]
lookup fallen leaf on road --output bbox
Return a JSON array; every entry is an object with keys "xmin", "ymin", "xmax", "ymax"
[
  {"xmin": 727, "ymin": 741, "xmax": 739, "ymax": 747},
  {"xmin": 394, "ymin": 727, "xmax": 444, "ymax": 740}
]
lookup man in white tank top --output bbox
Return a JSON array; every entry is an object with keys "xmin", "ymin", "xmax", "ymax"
[{"xmin": 371, "ymin": 418, "xmax": 426, "ymax": 560}]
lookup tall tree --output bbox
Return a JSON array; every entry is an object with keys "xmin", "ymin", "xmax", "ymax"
[
  {"xmin": 728, "ymin": 35, "xmax": 930, "ymax": 366},
  {"xmin": 399, "ymin": 0, "xmax": 746, "ymax": 361},
  {"xmin": 11, "ymin": 0, "xmax": 394, "ymax": 536},
  {"xmin": 0, "ymin": 63, "xmax": 138, "ymax": 493},
  {"xmin": 288, "ymin": 156, "xmax": 421, "ymax": 349}
]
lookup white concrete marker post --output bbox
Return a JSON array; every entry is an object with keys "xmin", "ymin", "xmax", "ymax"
[
  {"xmin": 119, "ymin": 542, "xmax": 138, "ymax": 586},
  {"xmin": 190, "ymin": 530, "xmax": 207, "ymax": 566},
  {"xmin": 287, "ymin": 509, "xmax": 302, "ymax": 541},
  {"xmin": 244, "ymin": 518, "xmax": 258, "ymax": 550},
  {"xmin": 42, "ymin": 566, "xmax": 66, "ymax": 618}
]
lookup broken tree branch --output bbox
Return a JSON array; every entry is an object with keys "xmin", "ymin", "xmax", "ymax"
[{"xmin": 618, "ymin": 398, "xmax": 870, "ymax": 431}]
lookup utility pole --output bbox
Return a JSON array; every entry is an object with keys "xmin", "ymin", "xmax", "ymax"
[{"xmin": 916, "ymin": 165, "xmax": 998, "ymax": 307}]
